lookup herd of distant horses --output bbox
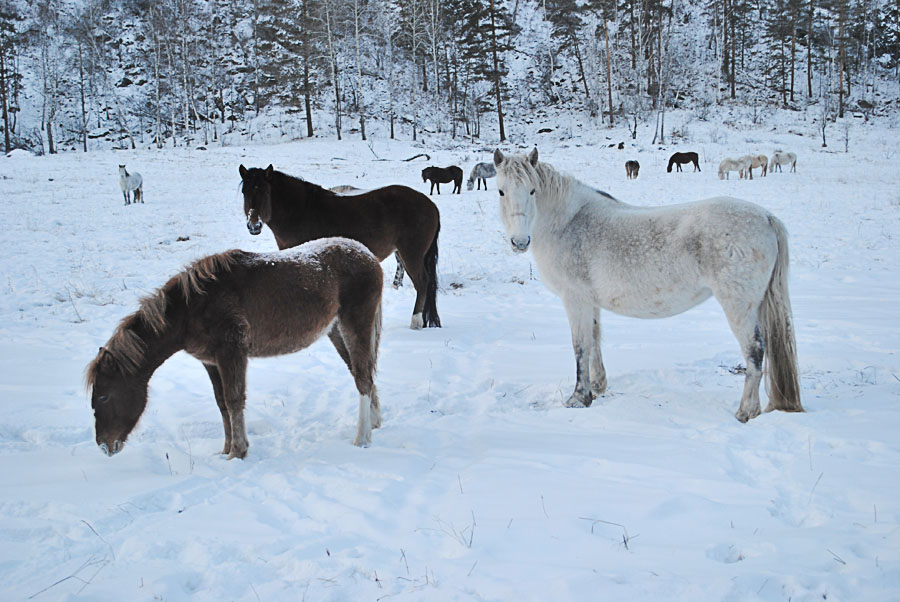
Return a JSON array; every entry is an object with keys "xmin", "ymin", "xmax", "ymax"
[{"xmin": 91, "ymin": 145, "xmax": 804, "ymax": 460}]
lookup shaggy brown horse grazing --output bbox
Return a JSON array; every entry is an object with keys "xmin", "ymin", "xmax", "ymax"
[
  {"xmin": 240, "ymin": 165, "xmax": 440, "ymax": 329},
  {"xmin": 667, "ymin": 152, "xmax": 701, "ymax": 173},
  {"xmin": 422, "ymin": 165, "xmax": 463, "ymax": 194},
  {"xmin": 86, "ymin": 238, "xmax": 384, "ymax": 459}
]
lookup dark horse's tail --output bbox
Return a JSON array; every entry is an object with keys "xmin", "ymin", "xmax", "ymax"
[{"xmin": 423, "ymin": 221, "xmax": 441, "ymax": 327}]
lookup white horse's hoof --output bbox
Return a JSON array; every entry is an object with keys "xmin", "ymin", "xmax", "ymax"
[
  {"xmin": 564, "ymin": 394, "xmax": 592, "ymax": 408},
  {"xmin": 410, "ymin": 313, "xmax": 424, "ymax": 330},
  {"xmin": 735, "ymin": 406, "xmax": 761, "ymax": 423},
  {"xmin": 353, "ymin": 431, "xmax": 372, "ymax": 447}
]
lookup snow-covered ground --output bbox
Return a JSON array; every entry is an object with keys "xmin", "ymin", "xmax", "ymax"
[{"xmin": 1, "ymin": 115, "xmax": 899, "ymax": 601}]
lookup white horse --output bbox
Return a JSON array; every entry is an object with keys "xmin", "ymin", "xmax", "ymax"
[
  {"xmin": 769, "ymin": 150, "xmax": 797, "ymax": 173},
  {"xmin": 118, "ymin": 165, "xmax": 143, "ymax": 205},
  {"xmin": 736, "ymin": 154, "xmax": 767, "ymax": 179},
  {"xmin": 718, "ymin": 157, "xmax": 748, "ymax": 180},
  {"xmin": 493, "ymin": 148, "xmax": 803, "ymax": 422}
]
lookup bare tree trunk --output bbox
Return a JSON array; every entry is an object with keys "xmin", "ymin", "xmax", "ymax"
[
  {"xmin": 837, "ymin": 0, "xmax": 845, "ymax": 118},
  {"xmin": 324, "ymin": 0, "xmax": 342, "ymax": 140},
  {"xmin": 77, "ymin": 41, "xmax": 87, "ymax": 152},
  {"xmin": 354, "ymin": 0, "xmax": 366, "ymax": 140},
  {"xmin": 790, "ymin": 2, "xmax": 796, "ymax": 102},
  {"xmin": 1, "ymin": 38, "xmax": 12, "ymax": 153},
  {"xmin": 604, "ymin": 19, "xmax": 614, "ymax": 126},
  {"xmin": 489, "ymin": 0, "xmax": 505, "ymax": 141},
  {"xmin": 807, "ymin": 0, "xmax": 813, "ymax": 98}
]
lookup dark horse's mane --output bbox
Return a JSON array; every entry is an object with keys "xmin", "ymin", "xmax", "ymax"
[
  {"xmin": 270, "ymin": 170, "xmax": 336, "ymax": 200},
  {"xmin": 86, "ymin": 251, "xmax": 243, "ymax": 388}
]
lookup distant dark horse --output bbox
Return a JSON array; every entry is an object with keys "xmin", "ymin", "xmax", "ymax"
[
  {"xmin": 422, "ymin": 165, "xmax": 463, "ymax": 194},
  {"xmin": 240, "ymin": 165, "xmax": 441, "ymax": 329},
  {"xmin": 87, "ymin": 239, "xmax": 384, "ymax": 459},
  {"xmin": 625, "ymin": 160, "xmax": 640, "ymax": 179},
  {"xmin": 667, "ymin": 152, "xmax": 701, "ymax": 173}
]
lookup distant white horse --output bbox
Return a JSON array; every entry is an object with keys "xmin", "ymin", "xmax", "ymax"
[
  {"xmin": 466, "ymin": 162, "xmax": 497, "ymax": 191},
  {"xmin": 718, "ymin": 157, "xmax": 748, "ymax": 180},
  {"xmin": 768, "ymin": 150, "xmax": 797, "ymax": 173},
  {"xmin": 330, "ymin": 184, "xmax": 406, "ymax": 289},
  {"xmin": 737, "ymin": 154, "xmax": 767, "ymax": 179},
  {"xmin": 119, "ymin": 165, "xmax": 143, "ymax": 205},
  {"xmin": 493, "ymin": 148, "xmax": 803, "ymax": 422}
]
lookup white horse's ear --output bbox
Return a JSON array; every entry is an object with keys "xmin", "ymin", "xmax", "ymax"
[
  {"xmin": 528, "ymin": 148, "xmax": 539, "ymax": 167},
  {"xmin": 493, "ymin": 149, "xmax": 505, "ymax": 168},
  {"xmin": 239, "ymin": 165, "xmax": 248, "ymax": 179},
  {"xmin": 264, "ymin": 164, "xmax": 274, "ymax": 180}
]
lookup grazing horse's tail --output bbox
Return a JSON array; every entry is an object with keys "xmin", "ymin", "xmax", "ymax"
[
  {"xmin": 422, "ymin": 221, "xmax": 441, "ymax": 327},
  {"xmin": 760, "ymin": 215, "xmax": 803, "ymax": 413}
]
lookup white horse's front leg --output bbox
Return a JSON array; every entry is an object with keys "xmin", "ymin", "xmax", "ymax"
[
  {"xmin": 590, "ymin": 306, "xmax": 607, "ymax": 396},
  {"xmin": 562, "ymin": 296, "xmax": 594, "ymax": 408}
]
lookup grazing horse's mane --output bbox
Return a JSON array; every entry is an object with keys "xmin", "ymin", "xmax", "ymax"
[{"xmin": 86, "ymin": 251, "xmax": 242, "ymax": 387}]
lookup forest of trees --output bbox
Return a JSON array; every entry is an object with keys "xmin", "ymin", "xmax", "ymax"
[{"xmin": 0, "ymin": 0, "xmax": 898, "ymax": 154}]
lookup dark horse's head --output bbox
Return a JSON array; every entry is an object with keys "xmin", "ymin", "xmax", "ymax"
[
  {"xmin": 86, "ymin": 347, "xmax": 150, "ymax": 457},
  {"xmin": 239, "ymin": 164, "xmax": 275, "ymax": 236}
]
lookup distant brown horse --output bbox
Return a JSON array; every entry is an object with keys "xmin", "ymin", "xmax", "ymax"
[
  {"xmin": 86, "ymin": 238, "xmax": 384, "ymax": 460},
  {"xmin": 667, "ymin": 152, "xmax": 701, "ymax": 173},
  {"xmin": 240, "ymin": 164, "xmax": 441, "ymax": 329},
  {"xmin": 422, "ymin": 165, "xmax": 463, "ymax": 194}
]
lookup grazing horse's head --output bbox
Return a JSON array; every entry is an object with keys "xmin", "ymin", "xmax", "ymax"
[
  {"xmin": 86, "ymin": 348, "xmax": 149, "ymax": 457},
  {"xmin": 494, "ymin": 148, "xmax": 540, "ymax": 254},
  {"xmin": 239, "ymin": 164, "xmax": 275, "ymax": 236}
]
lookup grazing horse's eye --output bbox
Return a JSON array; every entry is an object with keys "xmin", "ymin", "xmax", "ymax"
[
  {"xmin": 530, "ymin": 189, "xmax": 535, "ymax": 195},
  {"xmin": 498, "ymin": 190, "xmax": 505, "ymax": 197}
]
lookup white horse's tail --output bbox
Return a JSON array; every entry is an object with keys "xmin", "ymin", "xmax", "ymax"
[{"xmin": 761, "ymin": 215, "xmax": 803, "ymax": 413}]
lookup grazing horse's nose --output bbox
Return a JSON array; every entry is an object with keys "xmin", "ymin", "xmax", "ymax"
[
  {"xmin": 511, "ymin": 236, "xmax": 531, "ymax": 253},
  {"xmin": 247, "ymin": 219, "xmax": 262, "ymax": 235},
  {"xmin": 99, "ymin": 440, "xmax": 124, "ymax": 457}
]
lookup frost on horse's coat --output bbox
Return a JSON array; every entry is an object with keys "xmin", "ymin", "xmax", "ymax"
[{"xmin": 493, "ymin": 148, "xmax": 803, "ymax": 422}]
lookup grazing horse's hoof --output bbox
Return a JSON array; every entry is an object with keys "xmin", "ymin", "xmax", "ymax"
[{"xmin": 410, "ymin": 313, "xmax": 424, "ymax": 330}]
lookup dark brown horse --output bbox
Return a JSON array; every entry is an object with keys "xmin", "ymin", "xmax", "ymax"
[
  {"xmin": 422, "ymin": 165, "xmax": 463, "ymax": 194},
  {"xmin": 240, "ymin": 165, "xmax": 441, "ymax": 329},
  {"xmin": 86, "ymin": 238, "xmax": 384, "ymax": 459},
  {"xmin": 667, "ymin": 152, "xmax": 701, "ymax": 173}
]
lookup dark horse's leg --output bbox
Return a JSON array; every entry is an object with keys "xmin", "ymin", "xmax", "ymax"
[
  {"xmin": 392, "ymin": 251, "xmax": 405, "ymax": 288},
  {"xmin": 694, "ymin": 159, "xmax": 701, "ymax": 172},
  {"xmin": 398, "ymin": 228, "xmax": 440, "ymax": 329},
  {"xmin": 327, "ymin": 319, "xmax": 382, "ymax": 441},
  {"xmin": 203, "ymin": 363, "xmax": 232, "ymax": 455}
]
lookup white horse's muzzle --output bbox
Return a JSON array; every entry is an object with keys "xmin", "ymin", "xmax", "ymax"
[{"xmin": 511, "ymin": 236, "xmax": 531, "ymax": 253}]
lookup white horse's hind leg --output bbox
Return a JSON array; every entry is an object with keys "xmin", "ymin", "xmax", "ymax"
[
  {"xmin": 719, "ymin": 297, "xmax": 766, "ymax": 422},
  {"xmin": 589, "ymin": 306, "xmax": 607, "ymax": 396},
  {"xmin": 355, "ymin": 393, "xmax": 373, "ymax": 446},
  {"xmin": 562, "ymin": 296, "xmax": 595, "ymax": 408}
]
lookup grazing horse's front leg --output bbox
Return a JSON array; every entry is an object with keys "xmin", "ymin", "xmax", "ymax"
[
  {"xmin": 562, "ymin": 296, "xmax": 594, "ymax": 408},
  {"xmin": 590, "ymin": 306, "xmax": 607, "ymax": 396}
]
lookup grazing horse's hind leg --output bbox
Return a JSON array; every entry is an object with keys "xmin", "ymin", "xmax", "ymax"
[{"xmin": 561, "ymin": 295, "xmax": 595, "ymax": 408}]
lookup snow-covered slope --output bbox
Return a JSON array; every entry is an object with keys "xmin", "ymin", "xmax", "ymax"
[{"xmin": 1, "ymin": 115, "xmax": 898, "ymax": 600}]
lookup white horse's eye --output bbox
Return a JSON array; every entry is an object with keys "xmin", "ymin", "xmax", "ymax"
[
  {"xmin": 530, "ymin": 189, "xmax": 535, "ymax": 195},
  {"xmin": 498, "ymin": 190, "xmax": 505, "ymax": 196}
]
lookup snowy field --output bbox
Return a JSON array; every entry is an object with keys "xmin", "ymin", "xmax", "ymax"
[{"xmin": 1, "ymin": 116, "xmax": 899, "ymax": 601}]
